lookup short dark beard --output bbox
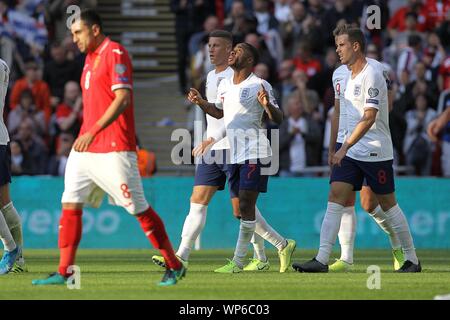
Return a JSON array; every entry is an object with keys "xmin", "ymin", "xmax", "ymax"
[{"xmin": 230, "ymin": 56, "xmax": 245, "ymax": 71}]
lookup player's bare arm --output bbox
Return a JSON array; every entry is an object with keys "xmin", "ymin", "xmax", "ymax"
[
  {"xmin": 332, "ymin": 107, "xmax": 377, "ymax": 166},
  {"xmin": 257, "ymin": 84, "xmax": 283, "ymax": 125},
  {"xmin": 73, "ymin": 88, "xmax": 131, "ymax": 152},
  {"xmin": 187, "ymin": 87, "xmax": 223, "ymax": 119},
  {"xmin": 328, "ymin": 99, "xmax": 340, "ymax": 166}
]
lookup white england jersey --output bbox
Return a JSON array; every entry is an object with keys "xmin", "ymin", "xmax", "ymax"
[
  {"xmin": 0, "ymin": 59, "xmax": 10, "ymax": 145},
  {"xmin": 343, "ymin": 61, "xmax": 393, "ymax": 162},
  {"xmin": 215, "ymin": 73, "xmax": 279, "ymax": 164},
  {"xmin": 205, "ymin": 67, "xmax": 233, "ymax": 150},
  {"xmin": 333, "ymin": 58, "xmax": 391, "ymax": 144}
]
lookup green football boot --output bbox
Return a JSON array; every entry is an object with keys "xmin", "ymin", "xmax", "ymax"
[
  {"xmin": 278, "ymin": 239, "xmax": 296, "ymax": 273},
  {"xmin": 329, "ymin": 259, "xmax": 354, "ymax": 272},
  {"xmin": 392, "ymin": 248, "xmax": 405, "ymax": 271},
  {"xmin": 214, "ymin": 259, "xmax": 243, "ymax": 273},
  {"xmin": 243, "ymin": 258, "xmax": 270, "ymax": 271}
]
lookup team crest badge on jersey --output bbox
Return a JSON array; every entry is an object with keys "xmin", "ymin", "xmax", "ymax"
[
  {"xmin": 240, "ymin": 88, "xmax": 250, "ymax": 99},
  {"xmin": 115, "ymin": 64, "xmax": 127, "ymax": 75},
  {"xmin": 368, "ymin": 87, "xmax": 379, "ymax": 98},
  {"xmin": 354, "ymin": 85, "xmax": 361, "ymax": 97}
]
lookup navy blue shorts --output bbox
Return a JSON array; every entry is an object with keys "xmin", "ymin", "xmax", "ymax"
[
  {"xmin": 334, "ymin": 142, "xmax": 368, "ymax": 187},
  {"xmin": 0, "ymin": 143, "xmax": 11, "ymax": 187},
  {"xmin": 228, "ymin": 158, "xmax": 270, "ymax": 196},
  {"xmin": 194, "ymin": 149, "xmax": 236, "ymax": 196},
  {"xmin": 330, "ymin": 146, "xmax": 395, "ymax": 194}
]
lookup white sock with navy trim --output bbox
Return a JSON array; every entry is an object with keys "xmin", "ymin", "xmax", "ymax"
[
  {"xmin": 384, "ymin": 204, "xmax": 418, "ymax": 264},
  {"xmin": 316, "ymin": 202, "xmax": 345, "ymax": 265},
  {"xmin": 0, "ymin": 211, "xmax": 16, "ymax": 252},
  {"xmin": 233, "ymin": 220, "xmax": 256, "ymax": 268},
  {"xmin": 338, "ymin": 206, "xmax": 356, "ymax": 264},
  {"xmin": 176, "ymin": 203, "xmax": 207, "ymax": 261}
]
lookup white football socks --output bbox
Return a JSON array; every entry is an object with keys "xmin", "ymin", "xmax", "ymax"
[
  {"xmin": 384, "ymin": 204, "xmax": 418, "ymax": 264},
  {"xmin": 1, "ymin": 202, "xmax": 23, "ymax": 247},
  {"xmin": 233, "ymin": 219, "xmax": 256, "ymax": 268},
  {"xmin": 176, "ymin": 203, "xmax": 207, "ymax": 261},
  {"xmin": 338, "ymin": 206, "xmax": 356, "ymax": 264},
  {"xmin": 316, "ymin": 202, "xmax": 345, "ymax": 265},
  {"xmin": 0, "ymin": 210, "xmax": 16, "ymax": 252},
  {"xmin": 251, "ymin": 233, "xmax": 267, "ymax": 262},
  {"xmin": 254, "ymin": 206, "xmax": 287, "ymax": 251},
  {"xmin": 369, "ymin": 205, "xmax": 401, "ymax": 249}
]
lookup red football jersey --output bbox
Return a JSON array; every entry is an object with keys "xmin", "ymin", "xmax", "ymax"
[
  {"xmin": 79, "ymin": 37, "xmax": 136, "ymax": 152},
  {"xmin": 387, "ymin": 6, "xmax": 430, "ymax": 32}
]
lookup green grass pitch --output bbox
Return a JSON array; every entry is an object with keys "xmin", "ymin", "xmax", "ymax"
[{"xmin": 0, "ymin": 249, "xmax": 449, "ymax": 300}]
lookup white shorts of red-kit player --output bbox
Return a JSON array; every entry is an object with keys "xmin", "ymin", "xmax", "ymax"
[{"xmin": 61, "ymin": 150, "xmax": 149, "ymax": 215}]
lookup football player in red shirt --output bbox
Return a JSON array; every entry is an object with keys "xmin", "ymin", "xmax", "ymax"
[{"xmin": 32, "ymin": 10, "xmax": 186, "ymax": 287}]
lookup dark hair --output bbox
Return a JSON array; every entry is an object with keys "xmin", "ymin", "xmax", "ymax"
[
  {"xmin": 209, "ymin": 30, "xmax": 233, "ymax": 45},
  {"xmin": 241, "ymin": 42, "xmax": 259, "ymax": 67},
  {"xmin": 233, "ymin": 0, "xmax": 246, "ymax": 7},
  {"xmin": 405, "ymin": 11, "xmax": 418, "ymax": 20},
  {"xmin": 78, "ymin": 9, "xmax": 103, "ymax": 32},
  {"xmin": 50, "ymin": 42, "xmax": 63, "ymax": 49},
  {"xmin": 333, "ymin": 24, "xmax": 366, "ymax": 53}
]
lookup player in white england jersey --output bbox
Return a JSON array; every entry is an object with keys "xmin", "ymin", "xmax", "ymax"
[
  {"xmin": 153, "ymin": 31, "xmax": 295, "ymax": 273},
  {"xmin": 188, "ymin": 42, "xmax": 286, "ymax": 273},
  {"xmin": 326, "ymin": 59, "xmax": 405, "ymax": 272},
  {"xmin": 293, "ymin": 25, "xmax": 421, "ymax": 273},
  {"xmin": 0, "ymin": 58, "xmax": 27, "ymax": 274}
]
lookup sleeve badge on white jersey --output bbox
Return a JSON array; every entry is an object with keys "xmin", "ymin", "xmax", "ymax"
[
  {"xmin": 368, "ymin": 87, "xmax": 379, "ymax": 98},
  {"xmin": 354, "ymin": 85, "xmax": 361, "ymax": 97}
]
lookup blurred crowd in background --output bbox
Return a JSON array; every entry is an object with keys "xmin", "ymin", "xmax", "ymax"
[{"xmin": 1, "ymin": 0, "xmax": 157, "ymax": 177}]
